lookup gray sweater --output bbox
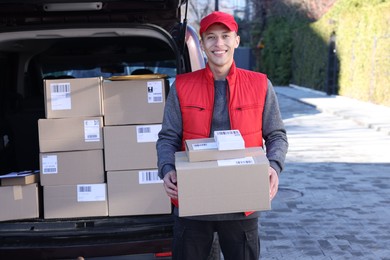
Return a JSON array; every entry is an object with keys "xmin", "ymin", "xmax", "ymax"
[{"xmin": 156, "ymin": 78, "xmax": 288, "ymax": 221}]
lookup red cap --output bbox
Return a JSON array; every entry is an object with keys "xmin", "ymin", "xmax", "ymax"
[{"xmin": 199, "ymin": 11, "xmax": 238, "ymax": 36}]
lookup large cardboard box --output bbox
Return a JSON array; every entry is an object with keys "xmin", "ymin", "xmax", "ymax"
[
  {"xmin": 0, "ymin": 171, "xmax": 39, "ymax": 186},
  {"xmin": 103, "ymin": 78, "xmax": 168, "ymax": 125},
  {"xmin": 185, "ymin": 138, "xmax": 249, "ymax": 162},
  {"xmin": 38, "ymin": 117, "xmax": 103, "ymax": 153},
  {"xmin": 43, "ymin": 184, "xmax": 108, "ymax": 219},
  {"xmin": 40, "ymin": 150, "xmax": 105, "ymax": 186},
  {"xmin": 107, "ymin": 170, "xmax": 171, "ymax": 216},
  {"xmin": 44, "ymin": 77, "xmax": 103, "ymax": 119},
  {"xmin": 104, "ymin": 124, "xmax": 161, "ymax": 171},
  {"xmin": 0, "ymin": 183, "xmax": 39, "ymax": 221},
  {"xmin": 175, "ymin": 148, "xmax": 270, "ymax": 217}
]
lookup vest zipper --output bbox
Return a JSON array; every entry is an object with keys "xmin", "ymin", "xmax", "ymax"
[{"xmin": 184, "ymin": 105, "xmax": 205, "ymax": 111}]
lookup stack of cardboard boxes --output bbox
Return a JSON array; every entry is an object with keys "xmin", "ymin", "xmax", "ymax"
[
  {"xmin": 38, "ymin": 77, "xmax": 107, "ymax": 219},
  {"xmin": 102, "ymin": 77, "xmax": 171, "ymax": 216},
  {"xmin": 36, "ymin": 76, "xmax": 173, "ymax": 219},
  {"xmin": 175, "ymin": 132, "xmax": 271, "ymax": 217}
]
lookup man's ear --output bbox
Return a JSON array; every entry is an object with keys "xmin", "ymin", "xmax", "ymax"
[
  {"xmin": 235, "ymin": 35, "xmax": 240, "ymax": 49},
  {"xmin": 200, "ymin": 38, "xmax": 205, "ymax": 51}
]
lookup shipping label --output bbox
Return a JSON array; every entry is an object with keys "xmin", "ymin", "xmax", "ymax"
[
  {"xmin": 50, "ymin": 82, "xmax": 71, "ymax": 110},
  {"xmin": 139, "ymin": 170, "xmax": 163, "ymax": 184},
  {"xmin": 42, "ymin": 155, "xmax": 58, "ymax": 174},
  {"xmin": 192, "ymin": 142, "xmax": 218, "ymax": 150},
  {"xmin": 217, "ymin": 157, "xmax": 255, "ymax": 167},
  {"xmin": 147, "ymin": 81, "xmax": 163, "ymax": 103},
  {"xmin": 136, "ymin": 124, "xmax": 161, "ymax": 143},
  {"xmin": 84, "ymin": 119, "xmax": 100, "ymax": 142},
  {"xmin": 77, "ymin": 184, "xmax": 106, "ymax": 202}
]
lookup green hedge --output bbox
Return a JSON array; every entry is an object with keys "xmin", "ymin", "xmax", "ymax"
[{"xmin": 259, "ymin": 0, "xmax": 390, "ymax": 106}]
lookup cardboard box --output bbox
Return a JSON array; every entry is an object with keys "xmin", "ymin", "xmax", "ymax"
[
  {"xmin": 104, "ymin": 124, "xmax": 161, "ymax": 171},
  {"xmin": 0, "ymin": 171, "xmax": 39, "ymax": 186},
  {"xmin": 40, "ymin": 150, "xmax": 105, "ymax": 186},
  {"xmin": 44, "ymin": 77, "xmax": 103, "ymax": 119},
  {"xmin": 185, "ymin": 138, "xmax": 253, "ymax": 162},
  {"xmin": 0, "ymin": 183, "xmax": 39, "ymax": 221},
  {"xmin": 38, "ymin": 117, "xmax": 103, "ymax": 153},
  {"xmin": 107, "ymin": 170, "xmax": 171, "ymax": 216},
  {"xmin": 103, "ymin": 78, "xmax": 168, "ymax": 125},
  {"xmin": 43, "ymin": 184, "xmax": 108, "ymax": 219},
  {"xmin": 175, "ymin": 148, "xmax": 270, "ymax": 217}
]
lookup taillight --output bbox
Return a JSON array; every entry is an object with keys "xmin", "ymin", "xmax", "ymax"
[{"xmin": 154, "ymin": 251, "xmax": 172, "ymax": 258}]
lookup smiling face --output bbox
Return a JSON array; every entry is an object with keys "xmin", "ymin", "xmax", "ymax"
[{"xmin": 201, "ymin": 23, "xmax": 240, "ymax": 79}]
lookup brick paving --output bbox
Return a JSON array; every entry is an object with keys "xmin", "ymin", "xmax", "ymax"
[{"xmin": 259, "ymin": 86, "xmax": 390, "ymax": 260}]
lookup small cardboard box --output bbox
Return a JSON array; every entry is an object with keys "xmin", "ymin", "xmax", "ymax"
[
  {"xmin": 214, "ymin": 130, "xmax": 245, "ymax": 150},
  {"xmin": 103, "ymin": 77, "xmax": 168, "ymax": 125},
  {"xmin": 185, "ymin": 138, "xmax": 251, "ymax": 162},
  {"xmin": 44, "ymin": 77, "xmax": 103, "ymax": 119},
  {"xmin": 107, "ymin": 170, "xmax": 171, "ymax": 216},
  {"xmin": 40, "ymin": 150, "xmax": 105, "ymax": 186},
  {"xmin": 0, "ymin": 171, "xmax": 39, "ymax": 186},
  {"xmin": 43, "ymin": 183, "xmax": 108, "ymax": 219},
  {"xmin": 0, "ymin": 183, "xmax": 39, "ymax": 221},
  {"xmin": 38, "ymin": 117, "xmax": 103, "ymax": 153},
  {"xmin": 175, "ymin": 147, "xmax": 270, "ymax": 217},
  {"xmin": 103, "ymin": 124, "xmax": 161, "ymax": 171}
]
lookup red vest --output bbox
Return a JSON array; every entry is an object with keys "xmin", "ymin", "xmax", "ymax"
[{"xmin": 176, "ymin": 62, "xmax": 268, "ymax": 150}]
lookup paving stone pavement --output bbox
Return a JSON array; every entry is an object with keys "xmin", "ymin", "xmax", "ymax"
[{"xmin": 258, "ymin": 86, "xmax": 390, "ymax": 260}]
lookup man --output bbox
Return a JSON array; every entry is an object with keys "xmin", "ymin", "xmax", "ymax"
[{"xmin": 156, "ymin": 11, "xmax": 288, "ymax": 260}]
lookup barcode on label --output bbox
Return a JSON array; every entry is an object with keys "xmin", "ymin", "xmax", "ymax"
[
  {"xmin": 139, "ymin": 170, "xmax": 163, "ymax": 184},
  {"xmin": 235, "ymin": 159, "xmax": 254, "ymax": 165},
  {"xmin": 193, "ymin": 143, "xmax": 207, "ymax": 148},
  {"xmin": 137, "ymin": 127, "xmax": 151, "ymax": 134},
  {"xmin": 51, "ymin": 83, "xmax": 70, "ymax": 93},
  {"xmin": 44, "ymin": 168, "xmax": 57, "ymax": 173},
  {"xmin": 215, "ymin": 130, "xmax": 240, "ymax": 136},
  {"xmin": 79, "ymin": 185, "xmax": 92, "ymax": 192},
  {"xmin": 217, "ymin": 157, "xmax": 255, "ymax": 166},
  {"xmin": 153, "ymin": 96, "xmax": 162, "ymax": 102}
]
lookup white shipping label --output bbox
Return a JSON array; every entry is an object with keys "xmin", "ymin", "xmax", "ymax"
[
  {"xmin": 139, "ymin": 170, "xmax": 163, "ymax": 184},
  {"xmin": 84, "ymin": 120, "xmax": 100, "ymax": 142},
  {"xmin": 147, "ymin": 81, "xmax": 163, "ymax": 103},
  {"xmin": 77, "ymin": 184, "xmax": 106, "ymax": 202},
  {"xmin": 192, "ymin": 142, "xmax": 218, "ymax": 150},
  {"xmin": 42, "ymin": 155, "xmax": 58, "ymax": 174},
  {"xmin": 50, "ymin": 82, "xmax": 72, "ymax": 110},
  {"xmin": 217, "ymin": 157, "xmax": 255, "ymax": 167},
  {"xmin": 136, "ymin": 124, "xmax": 161, "ymax": 143}
]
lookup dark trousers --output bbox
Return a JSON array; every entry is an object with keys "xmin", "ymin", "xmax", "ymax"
[{"xmin": 172, "ymin": 215, "xmax": 260, "ymax": 260}]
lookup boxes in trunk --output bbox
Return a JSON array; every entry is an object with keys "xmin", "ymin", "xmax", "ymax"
[
  {"xmin": 103, "ymin": 124, "xmax": 161, "ymax": 171},
  {"xmin": 103, "ymin": 77, "xmax": 168, "ymax": 125},
  {"xmin": 107, "ymin": 170, "xmax": 171, "ymax": 216},
  {"xmin": 40, "ymin": 150, "xmax": 104, "ymax": 186},
  {"xmin": 43, "ymin": 183, "xmax": 108, "ymax": 219},
  {"xmin": 44, "ymin": 77, "xmax": 103, "ymax": 119},
  {"xmin": 0, "ymin": 183, "xmax": 39, "ymax": 221},
  {"xmin": 38, "ymin": 117, "xmax": 103, "ymax": 153}
]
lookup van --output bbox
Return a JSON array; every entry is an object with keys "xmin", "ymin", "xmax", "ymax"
[{"xmin": 0, "ymin": 0, "xmax": 206, "ymax": 259}]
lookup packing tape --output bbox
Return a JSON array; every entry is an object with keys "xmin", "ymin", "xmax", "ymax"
[{"xmin": 13, "ymin": 185, "xmax": 23, "ymax": 200}]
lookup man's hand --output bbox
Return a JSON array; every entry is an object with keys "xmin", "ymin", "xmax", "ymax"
[
  {"xmin": 269, "ymin": 167, "xmax": 279, "ymax": 201},
  {"xmin": 163, "ymin": 170, "xmax": 178, "ymax": 200}
]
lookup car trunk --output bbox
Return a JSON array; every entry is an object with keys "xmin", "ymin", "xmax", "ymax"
[{"xmin": 0, "ymin": 1, "xmax": 195, "ymax": 258}]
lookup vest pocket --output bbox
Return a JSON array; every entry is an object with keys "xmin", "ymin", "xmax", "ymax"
[
  {"xmin": 181, "ymin": 105, "xmax": 211, "ymax": 137},
  {"xmin": 231, "ymin": 104, "xmax": 263, "ymax": 135}
]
